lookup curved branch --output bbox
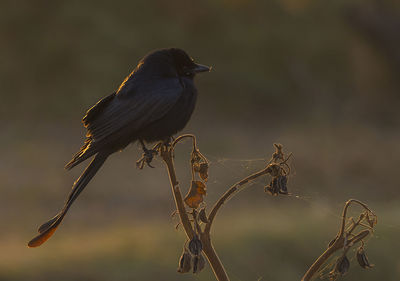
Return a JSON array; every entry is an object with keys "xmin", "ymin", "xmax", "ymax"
[
  {"xmin": 171, "ymin": 134, "xmax": 196, "ymax": 152},
  {"xmin": 339, "ymin": 199, "xmax": 374, "ymax": 237},
  {"xmin": 205, "ymin": 166, "xmax": 270, "ymax": 234}
]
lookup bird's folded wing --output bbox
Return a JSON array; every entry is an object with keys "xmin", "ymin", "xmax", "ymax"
[{"xmin": 86, "ymin": 77, "xmax": 183, "ymax": 143}]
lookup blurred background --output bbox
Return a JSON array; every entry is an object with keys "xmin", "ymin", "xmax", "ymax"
[{"xmin": 1, "ymin": 0, "xmax": 400, "ymax": 280}]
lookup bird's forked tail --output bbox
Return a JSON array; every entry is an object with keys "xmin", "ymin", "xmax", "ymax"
[{"xmin": 28, "ymin": 152, "xmax": 109, "ymax": 247}]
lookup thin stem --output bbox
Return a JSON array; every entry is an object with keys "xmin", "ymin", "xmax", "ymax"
[
  {"xmin": 347, "ymin": 230, "xmax": 370, "ymax": 246},
  {"xmin": 200, "ymin": 233, "xmax": 230, "ymax": 281},
  {"xmin": 301, "ymin": 240, "xmax": 343, "ymax": 281},
  {"xmin": 339, "ymin": 199, "xmax": 373, "ymax": 237},
  {"xmin": 205, "ymin": 166, "xmax": 270, "ymax": 234},
  {"xmin": 161, "ymin": 148, "xmax": 194, "ymax": 239},
  {"xmin": 161, "ymin": 142, "xmax": 230, "ymax": 281}
]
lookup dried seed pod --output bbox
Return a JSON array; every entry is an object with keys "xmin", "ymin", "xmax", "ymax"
[
  {"xmin": 193, "ymin": 254, "xmax": 206, "ymax": 273},
  {"xmin": 199, "ymin": 208, "xmax": 209, "ymax": 223},
  {"xmin": 266, "ymin": 163, "xmax": 281, "ymax": 177},
  {"xmin": 264, "ymin": 184, "xmax": 273, "ymax": 195},
  {"xmin": 265, "ymin": 177, "xmax": 279, "ymax": 195},
  {"xmin": 189, "ymin": 235, "xmax": 203, "ymax": 255},
  {"xmin": 356, "ymin": 246, "xmax": 374, "ymax": 269},
  {"xmin": 198, "ymin": 162, "xmax": 209, "ymax": 181},
  {"xmin": 193, "ymin": 162, "xmax": 209, "ymax": 181},
  {"xmin": 177, "ymin": 250, "xmax": 192, "ymax": 273},
  {"xmin": 278, "ymin": 175, "xmax": 288, "ymax": 194},
  {"xmin": 335, "ymin": 255, "xmax": 350, "ymax": 276},
  {"xmin": 184, "ymin": 181, "xmax": 207, "ymax": 209}
]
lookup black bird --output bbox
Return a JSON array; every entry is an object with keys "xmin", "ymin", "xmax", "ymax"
[{"xmin": 28, "ymin": 48, "xmax": 210, "ymax": 247}]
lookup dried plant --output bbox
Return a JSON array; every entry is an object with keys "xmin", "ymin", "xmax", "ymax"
[
  {"xmin": 136, "ymin": 134, "xmax": 377, "ymax": 281},
  {"xmin": 301, "ymin": 199, "xmax": 377, "ymax": 281},
  {"xmin": 138, "ymin": 134, "xmax": 293, "ymax": 280}
]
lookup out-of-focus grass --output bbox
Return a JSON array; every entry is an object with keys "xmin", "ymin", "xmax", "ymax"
[
  {"xmin": 1, "ymin": 203, "xmax": 399, "ymax": 281},
  {"xmin": 1, "ymin": 0, "xmax": 400, "ymax": 279},
  {"xmin": 1, "ymin": 122, "xmax": 399, "ymax": 280}
]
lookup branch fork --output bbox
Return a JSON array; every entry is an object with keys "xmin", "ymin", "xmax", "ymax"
[
  {"xmin": 137, "ymin": 135, "xmax": 293, "ymax": 281},
  {"xmin": 137, "ymin": 135, "xmax": 377, "ymax": 281}
]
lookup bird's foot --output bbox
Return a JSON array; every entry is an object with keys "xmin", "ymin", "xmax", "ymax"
[{"xmin": 136, "ymin": 142, "xmax": 162, "ymax": 169}]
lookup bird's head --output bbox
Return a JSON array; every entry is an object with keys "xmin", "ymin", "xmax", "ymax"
[
  {"xmin": 139, "ymin": 48, "xmax": 211, "ymax": 79},
  {"xmin": 169, "ymin": 48, "xmax": 211, "ymax": 78}
]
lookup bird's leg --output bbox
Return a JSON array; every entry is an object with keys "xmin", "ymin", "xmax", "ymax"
[
  {"xmin": 136, "ymin": 140, "xmax": 162, "ymax": 169},
  {"xmin": 161, "ymin": 136, "xmax": 175, "ymax": 157}
]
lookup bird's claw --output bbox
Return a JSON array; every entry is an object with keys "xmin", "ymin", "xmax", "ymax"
[{"xmin": 136, "ymin": 144, "xmax": 161, "ymax": 169}]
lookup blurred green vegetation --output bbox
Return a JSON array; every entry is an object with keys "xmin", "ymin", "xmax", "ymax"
[{"xmin": 1, "ymin": 0, "xmax": 400, "ymax": 280}]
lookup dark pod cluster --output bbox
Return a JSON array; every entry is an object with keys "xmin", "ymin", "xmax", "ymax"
[
  {"xmin": 193, "ymin": 162, "xmax": 209, "ymax": 181},
  {"xmin": 328, "ymin": 245, "xmax": 374, "ymax": 280},
  {"xmin": 336, "ymin": 255, "xmax": 350, "ymax": 276},
  {"xmin": 356, "ymin": 246, "xmax": 374, "ymax": 269},
  {"xmin": 177, "ymin": 249, "xmax": 192, "ymax": 273},
  {"xmin": 177, "ymin": 235, "xmax": 206, "ymax": 274},
  {"xmin": 263, "ymin": 144, "xmax": 292, "ymax": 196},
  {"xmin": 265, "ymin": 175, "xmax": 288, "ymax": 195},
  {"xmin": 198, "ymin": 207, "xmax": 209, "ymax": 223},
  {"xmin": 189, "ymin": 235, "xmax": 202, "ymax": 255},
  {"xmin": 329, "ymin": 255, "xmax": 350, "ymax": 280}
]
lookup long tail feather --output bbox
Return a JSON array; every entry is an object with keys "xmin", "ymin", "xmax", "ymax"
[
  {"xmin": 28, "ymin": 152, "xmax": 109, "ymax": 247},
  {"xmin": 64, "ymin": 139, "xmax": 98, "ymax": 170}
]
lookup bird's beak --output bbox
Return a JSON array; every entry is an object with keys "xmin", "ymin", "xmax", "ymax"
[{"xmin": 193, "ymin": 63, "xmax": 211, "ymax": 73}]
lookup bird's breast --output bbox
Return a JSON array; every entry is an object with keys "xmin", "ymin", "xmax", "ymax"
[{"xmin": 138, "ymin": 82, "xmax": 197, "ymax": 142}]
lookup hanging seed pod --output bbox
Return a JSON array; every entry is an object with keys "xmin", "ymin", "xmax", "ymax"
[
  {"xmin": 335, "ymin": 255, "xmax": 350, "ymax": 276},
  {"xmin": 193, "ymin": 254, "xmax": 206, "ymax": 273},
  {"xmin": 193, "ymin": 162, "xmax": 209, "ymax": 181},
  {"xmin": 278, "ymin": 175, "xmax": 288, "ymax": 194},
  {"xmin": 356, "ymin": 246, "xmax": 374, "ymax": 269},
  {"xmin": 199, "ymin": 208, "xmax": 209, "ymax": 223},
  {"xmin": 272, "ymin": 177, "xmax": 280, "ymax": 194},
  {"xmin": 184, "ymin": 181, "xmax": 207, "ymax": 209},
  {"xmin": 177, "ymin": 249, "xmax": 192, "ymax": 273},
  {"xmin": 265, "ymin": 177, "xmax": 279, "ymax": 195},
  {"xmin": 189, "ymin": 235, "xmax": 203, "ymax": 255},
  {"xmin": 198, "ymin": 163, "xmax": 209, "ymax": 181},
  {"xmin": 264, "ymin": 184, "xmax": 273, "ymax": 195},
  {"xmin": 266, "ymin": 163, "xmax": 281, "ymax": 177}
]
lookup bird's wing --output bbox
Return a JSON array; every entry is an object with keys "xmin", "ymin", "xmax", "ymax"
[
  {"xmin": 65, "ymin": 75, "xmax": 183, "ymax": 170},
  {"xmin": 86, "ymin": 77, "xmax": 183, "ymax": 144},
  {"xmin": 82, "ymin": 92, "xmax": 116, "ymax": 126}
]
